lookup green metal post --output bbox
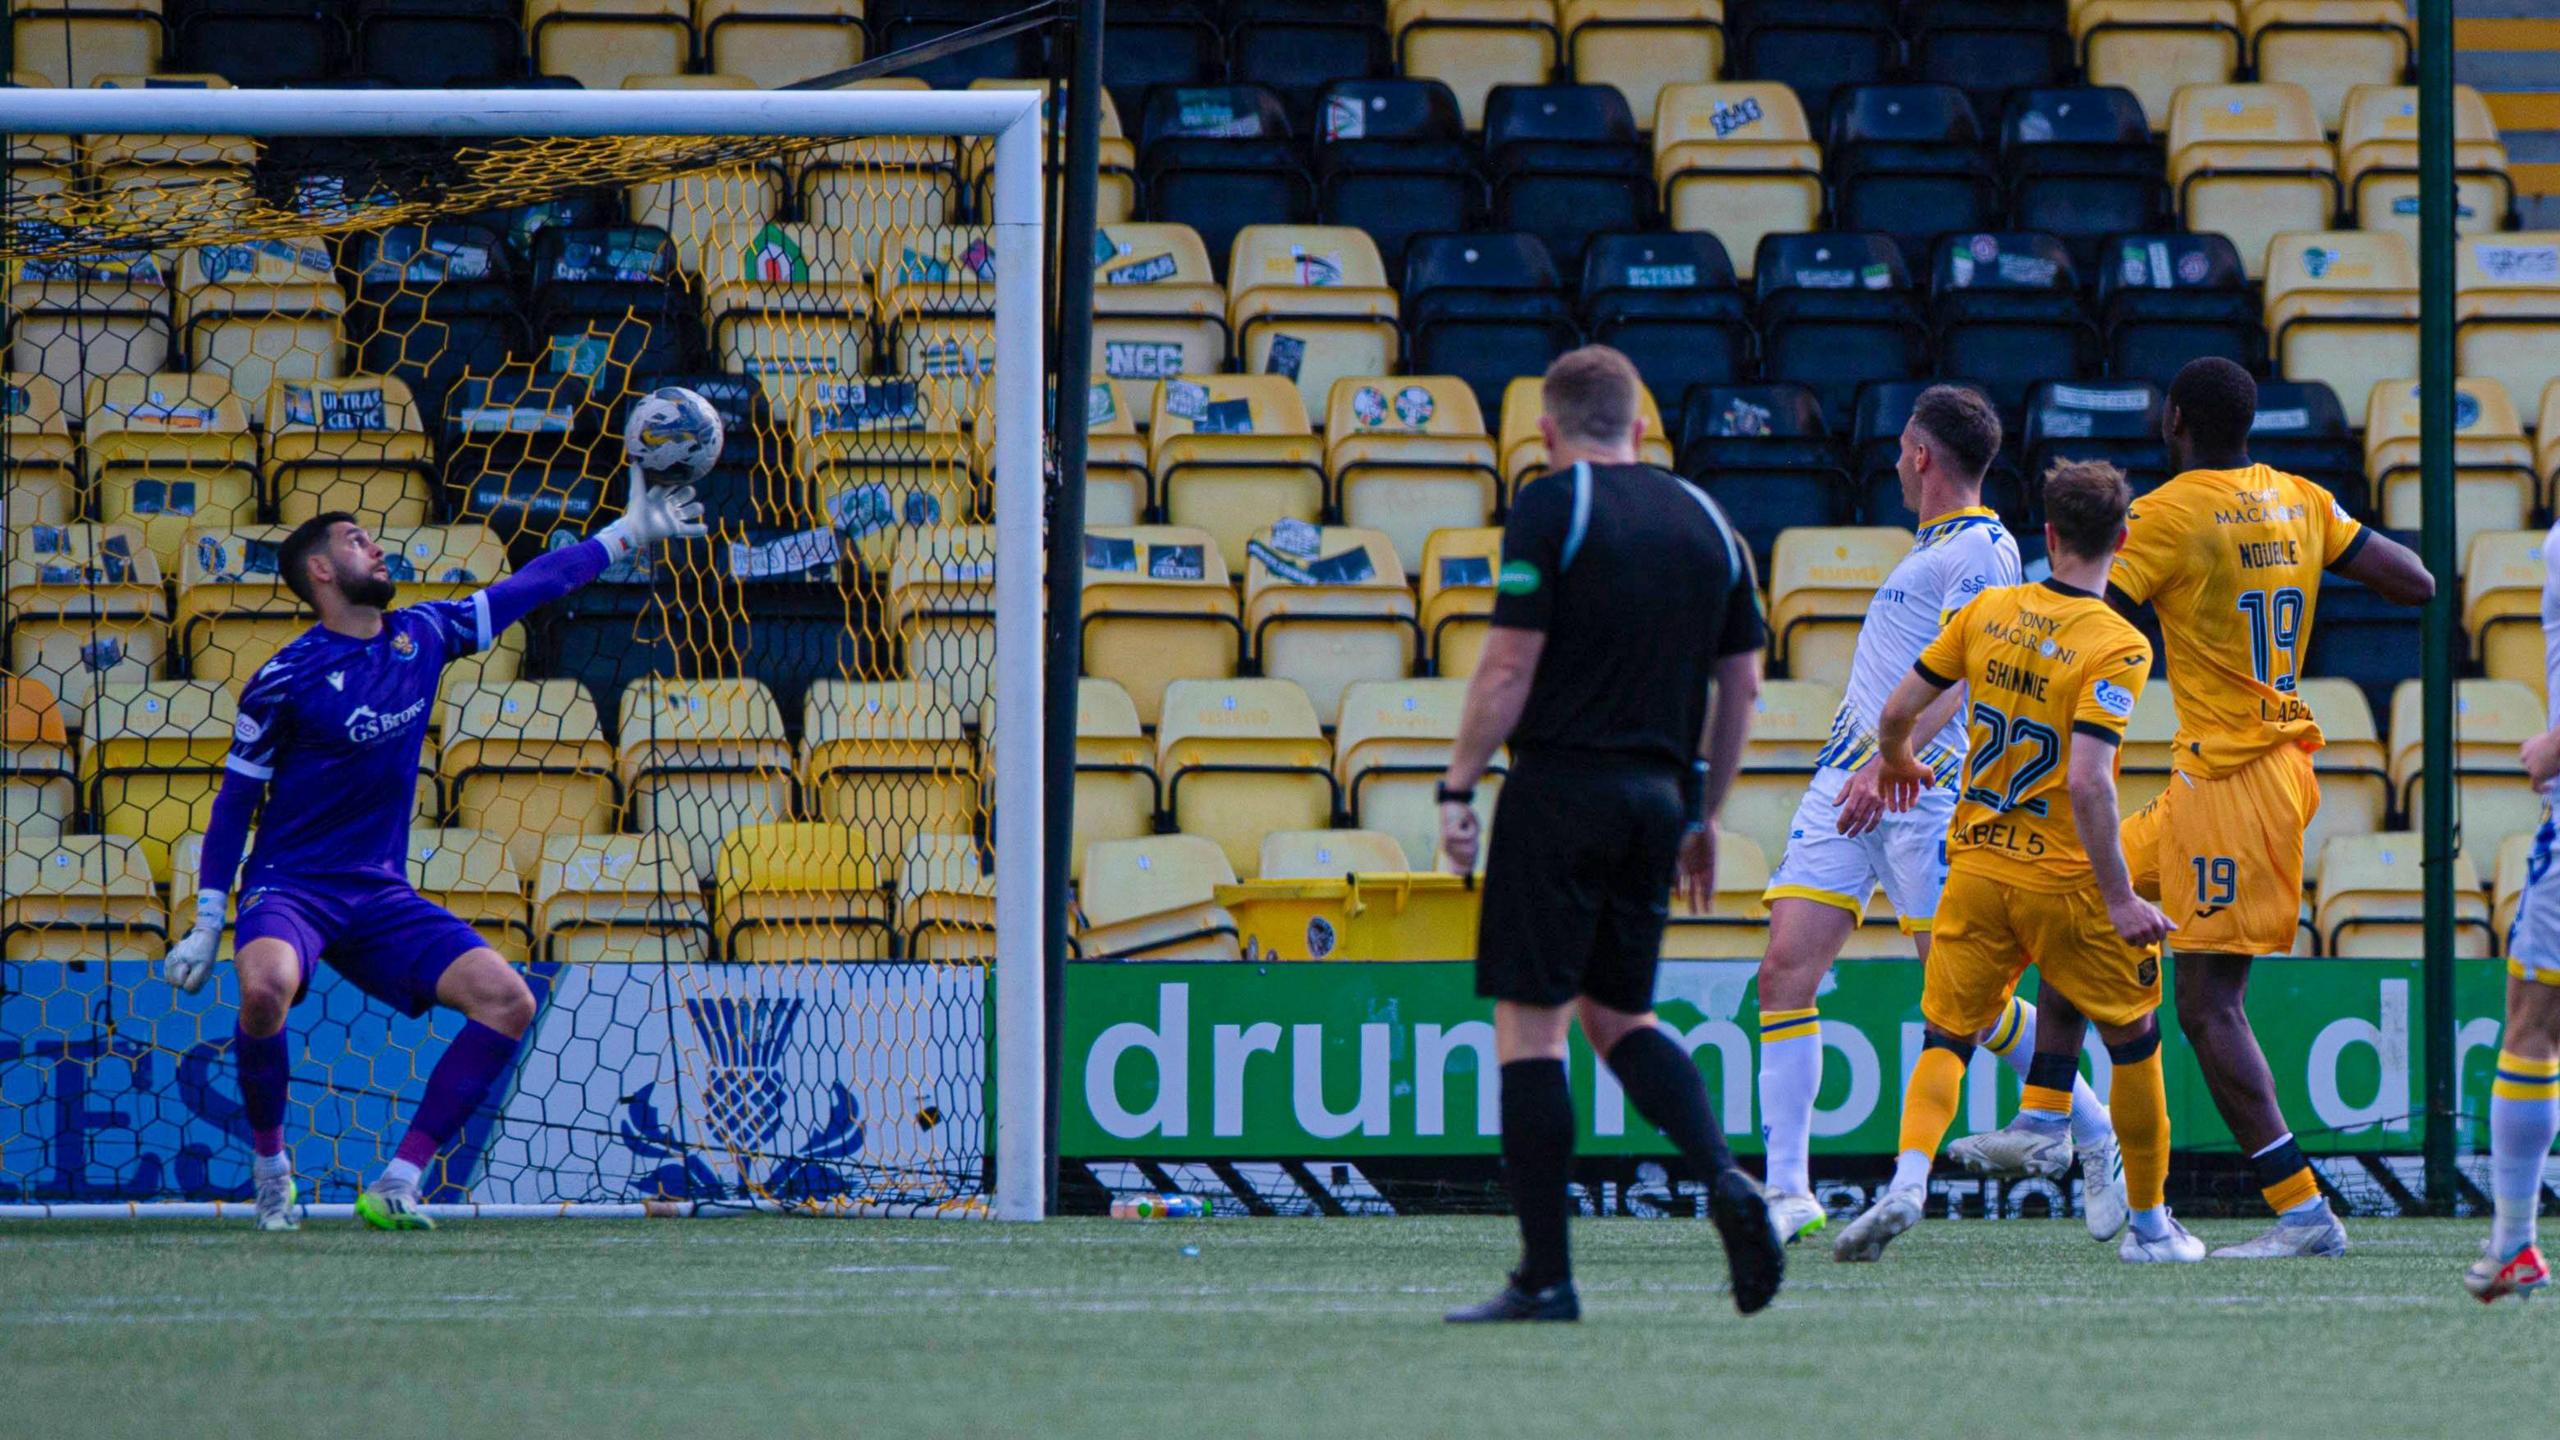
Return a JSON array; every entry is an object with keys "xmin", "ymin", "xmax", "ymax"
[{"xmin": 2416, "ymin": 0, "xmax": 2459, "ymax": 1215}]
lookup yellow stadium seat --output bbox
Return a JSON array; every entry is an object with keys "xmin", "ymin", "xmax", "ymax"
[
  {"xmin": 3, "ymin": 834, "xmax": 162, "ymax": 961},
  {"xmin": 962, "ymin": 80, "xmax": 1137, "ymax": 225},
  {"xmin": 80, "ymin": 680, "xmax": 230, "ymax": 880},
  {"xmin": 1260, "ymin": 827, "xmax": 1414, "ymax": 880},
  {"xmin": 2455, "ymin": 235, "xmax": 2560, "ymax": 444},
  {"xmin": 1664, "ymin": 827, "xmax": 1773, "ymax": 959},
  {"xmin": 1326, "ymin": 375, "xmax": 1501, "ymax": 572},
  {"xmin": 1392, "ymin": 0, "xmax": 1560, "ymax": 130},
  {"xmin": 1065, "ymin": 677, "xmax": 1156, "ymax": 884},
  {"xmin": 6, "ymin": 246, "xmax": 173, "ymax": 397},
  {"xmin": 175, "ymin": 241, "xmax": 345, "ymax": 410},
  {"xmin": 617, "ymin": 677, "xmax": 794, "ymax": 881},
  {"xmin": 889, "ymin": 524, "xmax": 997, "ymax": 727},
  {"xmin": 801, "ymin": 678, "xmax": 976, "ymax": 862},
  {"xmin": 2, "ymin": 677, "xmax": 74, "ymax": 842},
  {"xmin": 1148, "ymin": 374, "xmax": 1327, "ymax": 572},
  {"xmin": 2545, "ymin": 378, "xmax": 2560, "ymax": 486},
  {"xmin": 176, "ymin": 524, "xmax": 304, "ymax": 685},
  {"xmin": 2168, "ymin": 83, "xmax": 2339, "ymax": 282},
  {"xmin": 1081, "ymin": 524, "xmax": 1243, "ymax": 727},
  {"xmin": 261, "ymin": 376, "xmax": 434, "ymax": 527},
  {"xmin": 2078, "ymin": 1, "xmax": 2243, "ymax": 133},
  {"xmin": 1077, "ymin": 833, "xmax": 1242, "ymax": 960},
  {"xmin": 1419, "ymin": 526, "xmax": 1502, "ymax": 678},
  {"xmin": 441, "ymin": 680, "xmax": 617, "ymax": 879},
  {"xmin": 1334, "ymin": 677, "xmax": 1502, "ymax": 873},
  {"xmin": 2263, "ymin": 229, "xmax": 2417, "ymax": 421},
  {"xmin": 409, "ymin": 827, "xmax": 533, "ymax": 964},
  {"xmin": 1227, "ymin": 225, "xmax": 1401, "ymax": 422},
  {"xmin": 3, "ymin": 372, "xmax": 77, "ymax": 531},
  {"xmin": 1727, "ymin": 678, "xmax": 1840, "ymax": 863},
  {"xmin": 701, "ymin": 219, "xmax": 869, "ymax": 380},
  {"xmin": 2337, "ymin": 84, "xmax": 2511, "ymax": 250},
  {"xmin": 11, "ymin": 2, "xmax": 161, "ymax": 87},
  {"xmin": 2116, "ymin": 681, "xmax": 2182, "ymax": 819},
  {"xmin": 84, "ymin": 372, "xmax": 257, "ymax": 575},
  {"xmin": 1498, "ymin": 374, "xmax": 1674, "ymax": 492},
  {"xmin": 1767, "ymin": 526, "xmax": 1907, "ymax": 679},
  {"xmin": 874, "ymin": 224, "xmax": 999, "ymax": 379},
  {"xmin": 1243, "ymin": 524, "xmax": 1419, "ymax": 723},
  {"xmin": 2368, "ymin": 378, "xmax": 2533, "ymax": 560},
  {"xmin": 893, "ymin": 830, "xmax": 994, "ymax": 961},
  {"xmin": 1157, "ymin": 677, "xmax": 1337, "ymax": 878},
  {"xmin": 798, "ymin": 121, "xmax": 961, "ymax": 239},
  {"xmin": 2, "ymin": 522, "xmax": 167, "ymax": 711},
  {"xmin": 1652, "ymin": 82, "xmax": 1823, "ymax": 283},
  {"xmin": 714, "ymin": 820, "xmax": 889, "ymax": 961},
  {"xmin": 1091, "ymin": 221, "xmax": 1229, "ymax": 389},
  {"xmin": 538, "ymin": 832, "xmax": 709, "ymax": 965},
  {"xmin": 2391, "ymin": 678, "xmax": 2547, "ymax": 862},
  {"xmin": 1564, "ymin": 0, "xmax": 1723, "ymax": 131},
  {"xmin": 2244, "ymin": 0, "xmax": 2409, "ymax": 132},
  {"xmin": 2298, "ymin": 675, "xmax": 2388, "ymax": 886},
  {"xmin": 1082, "ymin": 379, "xmax": 1152, "ymax": 527},
  {"xmin": 527, "ymin": 0, "xmax": 693, "ymax": 89},
  {"xmin": 2317, "ymin": 831, "xmax": 2488, "ymax": 957},
  {"xmin": 787, "ymin": 374, "xmax": 981, "ymax": 568},
  {"xmin": 700, "ymin": 0, "xmax": 866, "ymax": 88}
]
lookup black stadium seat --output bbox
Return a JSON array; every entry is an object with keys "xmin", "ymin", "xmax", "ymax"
[
  {"xmin": 353, "ymin": 0, "xmax": 523, "ymax": 87},
  {"xmin": 1403, "ymin": 232, "xmax": 1579, "ymax": 421},
  {"xmin": 877, "ymin": 0, "xmax": 1045, "ymax": 88},
  {"xmin": 1850, "ymin": 378, "xmax": 2027, "ymax": 527},
  {"xmin": 2002, "ymin": 86, "xmax": 2169, "ymax": 276},
  {"xmin": 1829, "ymin": 84, "xmax": 2001, "ymax": 270},
  {"xmin": 1105, "ymin": 2, "xmax": 1226, "ymax": 119},
  {"xmin": 528, "ymin": 225, "xmax": 699, "ymax": 392},
  {"xmin": 173, "ymin": 0, "xmax": 344, "ymax": 86},
  {"xmin": 441, "ymin": 370, "xmax": 609, "ymax": 563},
  {"xmin": 2247, "ymin": 379, "xmax": 2369, "ymax": 518},
  {"xmin": 1754, "ymin": 231, "xmax": 1930, "ymax": 425},
  {"xmin": 2305, "ymin": 528, "xmax": 2421, "ymax": 721},
  {"xmin": 2097, "ymin": 231, "xmax": 2264, "ymax": 389},
  {"xmin": 1580, "ymin": 231, "xmax": 1753, "ymax": 416},
  {"xmin": 1728, "ymin": 0, "xmax": 1899, "ymax": 134},
  {"xmin": 1314, "ymin": 78, "xmax": 1480, "ymax": 284},
  {"xmin": 1141, "ymin": 84, "xmax": 1314, "ymax": 280},
  {"xmin": 2022, "ymin": 378, "xmax": 2168, "ymax": 498},
  {"xmin": 1676, "ymin": 383, "xmax": 1852, "ymax": 567},
  {"xmin": 1906, "ymin": 0, "xmax": 2073, "ymax": 122},
  {"xmin": 346, "ymin": 221, "xmax": 527, "ymax": 429},
  {"xmin": 628, "ymin": 373, "xmax": 802, "ymax": 533},
  {"xmin": 1929, "ymin": 230, "xmax": 2099, "ymax": 422},
  {"xmin": 1232, "ymin": 0, "xmax": 1389, "ymax": 132},
  {"xmin": 1484, "ymin": 83, "xmax": 1654, "ymax": 275}
]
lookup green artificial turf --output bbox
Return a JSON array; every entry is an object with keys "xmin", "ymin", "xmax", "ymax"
[{"xmin": 1, "ymin": 1215, "xmax": 2543, "ymax": 1438}]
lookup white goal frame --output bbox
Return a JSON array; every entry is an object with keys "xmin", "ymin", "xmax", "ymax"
[{"xmin": 0, "ymin": 86, "xmax": 1049, "ymax": 1223}]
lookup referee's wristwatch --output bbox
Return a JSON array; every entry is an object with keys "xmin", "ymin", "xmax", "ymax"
[{"xmin": 1435, "ymin": 782, "xmax": 1475, "ymax": 806}]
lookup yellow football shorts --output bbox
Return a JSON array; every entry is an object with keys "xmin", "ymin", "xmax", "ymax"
[
  {"xmin": 2120, "ymin": 742, "xmax": 2320, "ymax": 958},
  {"xmin": 1923, "ymin": 869, "xmax": 2165, "ymax": 1035}
]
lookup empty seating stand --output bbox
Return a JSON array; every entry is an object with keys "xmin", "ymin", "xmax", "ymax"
[
  {"xmin": 1141, "ymin": 84, "xmax": 1315, "ymax": 279},
  {"xmin": 2002, "ymin": 86, "xmax": 2169, "ymax": 276},
  {"xmin": 1401, "ymin": 231, "xmax": 1579, "ymax": 422},
  {"xmin": 1752, "ymin": 230, "xmax": 1928, "ymax": 427},
  {"xmin": 1313, "ymin": 78, "xmax": 1483, "ymax": 286},
  {"xmin": 1829, "ymin": 84, "xmax": 2000, "ymax": 271},
  {"xmin": 1676, "ymin": 382, "xmax": 1851, "ymax": 567},
  {"xmin": 1482, "ymin": 82, "xmax": 1654, "ymax": 275},
  {"xmin": 1929, "ymin": 230, "xmax": 2099, "ymax": 423},
  {"xmin": 1578, "ymin": 231, "xmax": 1751, "ymax": 421},
  {"xmin": 2096, "ymin": 230, "xmax": 2262, "ymax": 389}
]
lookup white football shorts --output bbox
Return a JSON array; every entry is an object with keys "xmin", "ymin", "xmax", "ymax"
[
  {"xmin": 2507, "ymin": 805, "xmax": 2560, "ymax": 985},
  {"xmin": 1762, "ymin": 766, "xmax": 1956, "ymax": 933}
]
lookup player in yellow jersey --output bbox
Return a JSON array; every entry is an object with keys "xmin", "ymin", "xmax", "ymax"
[
  {"xmin": 1953, "ymin": 359, "xmax": 2435, "ymax": 1259},
  {"xmin": 1831, "ymin": 462, "xmax": 2198, "ymax": 1264}
]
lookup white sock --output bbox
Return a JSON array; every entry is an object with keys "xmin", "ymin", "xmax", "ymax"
[
  {"xmin": 1756, "ymin": 1007, "xmax": 1822, "ymax": 1196},
  {"xmin": 253, "ymin": 1151, "xmax": 291, "ymax": 1180},
  {"xmin": 2131, "ymin": 1205, "xmax": 2173, "ymax": 1241},
  {"xmin": 379, "ymin": 1157, "xmax": 424, "ymax": 1192},
  {"xmin": 1985, "ymin": 997, "xmax": 2115, "ymax": 1147},
  {"xmin": 1889, "ymin": 1148, "xmax": 1932, "ymax": 1197},
  {"xmin": 2491, "ymin": 1059, "xmax": 2560, "ymax": 1256}
]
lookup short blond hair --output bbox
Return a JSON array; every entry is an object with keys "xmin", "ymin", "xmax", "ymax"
[
  {"xmin": 2042, "ymin": 459, "xmax": 2132, "ymax": 560},
  {"xmin": 1542, "ymin": 345, "xmax": 1642, "ymax": 447}
]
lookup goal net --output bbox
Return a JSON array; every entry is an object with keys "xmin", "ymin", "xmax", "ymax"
[{"xmin": 0, "ymin": 86, "xmax": 1048, "ymax": 1220}]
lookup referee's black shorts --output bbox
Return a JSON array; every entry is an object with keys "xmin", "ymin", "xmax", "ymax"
[{"xmin": 1475, "ymin": 751, "xmax": 1685, "ymax": 1015}]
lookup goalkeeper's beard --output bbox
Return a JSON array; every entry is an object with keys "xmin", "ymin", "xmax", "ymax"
[{"xmin": 337, "ymin": 572, "xmax": 399, "ymax": 609}]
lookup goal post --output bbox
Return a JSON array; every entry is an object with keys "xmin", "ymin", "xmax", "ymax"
[{"xmin": 0, "ymin": 86, "xmax": 1048, "ymax": 1221}]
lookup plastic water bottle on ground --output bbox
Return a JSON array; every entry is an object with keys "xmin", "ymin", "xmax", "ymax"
[{"xmin": 1110, "ymin": 1193, "xmax": 1208, "ymax": 1219}]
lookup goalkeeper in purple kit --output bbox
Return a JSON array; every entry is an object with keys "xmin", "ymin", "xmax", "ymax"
[{"xmin": 161, "ymin": 471, "xmax": 704, "ymax": 1231}]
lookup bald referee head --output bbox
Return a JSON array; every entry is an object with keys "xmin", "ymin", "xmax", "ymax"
[{"xmin": 1438, "ymin": 346, "xmax": 1783, "ymax": 1324}]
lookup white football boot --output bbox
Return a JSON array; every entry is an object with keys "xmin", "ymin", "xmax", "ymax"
[
  {"xmin": 1948, "ymin": 1116, "xmax": 2074, "ymax": 1180},
  {"xmin": 1831, "ymin": 1189, "xmax": 1922, "ymax": 1263},
  {"xmin": 1767, "ymin": 1191, "xmax": 1829, "ymax": 1246},
  {"xmin": 2121, "ymin": 1211, "xmax": 2207, "ymax": 1263},
  {"xmin": 2210, "ymin": 1208, "xmax": 2348, "ymax": 1259},
  {"xmin": 2078, "ymin": 1132, "xmax": 2129, "ymax": 1242},
  {"xmin": 253, "ymin": 1166, "xmax": 299, "ymax": 1233}
]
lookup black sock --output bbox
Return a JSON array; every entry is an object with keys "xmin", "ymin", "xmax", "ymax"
[
  {"xmin": 1499, "ymin": 1058, "xmax": 1575, "ymax": 1289},
  {"xmin": 1607, "ymin": 1025, "xmax": 1738, "ymax": 1179}
]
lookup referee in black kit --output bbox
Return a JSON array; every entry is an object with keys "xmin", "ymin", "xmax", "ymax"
[{"xmin": 1437, "ymin": 346, "xmax": 1783, "ymax": 1323}]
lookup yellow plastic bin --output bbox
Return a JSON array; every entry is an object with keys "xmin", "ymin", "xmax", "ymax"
[{"xmin": 1216, "ymin": 873, "xmax": 1481, "ymax": 961}]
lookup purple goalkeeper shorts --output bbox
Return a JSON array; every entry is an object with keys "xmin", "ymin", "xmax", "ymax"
[{"xmin": 234, "ymin": 875, "xmax": 490, "ymax": 1018}]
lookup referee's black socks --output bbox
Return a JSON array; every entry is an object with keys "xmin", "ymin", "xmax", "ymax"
[
  {"xmin": 1607, "ymin": 1025, "xmax": 1739, "ymax": 1179},
  {"xmin": 1499, "ymin": 1058, "xmax": 1576, "ymax": 1289}
]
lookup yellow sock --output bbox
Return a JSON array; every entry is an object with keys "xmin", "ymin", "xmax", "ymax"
[
  {"xmin": 1898, "ymin": 1044, "xmax": 1969, "ymax": 1159},
  {"xmin": 2261, "ymin": 1165, "xmax": 2320, "ymax": 1214},
  {"xmin": 2021, "ymin": 1083, "xmax": 2072, "ymax": 1118},
  {"xmin": 2110, "ymin": 1048, "xmax": 2169, "ymax": 1212}
]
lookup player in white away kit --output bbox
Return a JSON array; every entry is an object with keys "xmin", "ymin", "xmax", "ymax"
[
  {"xmin": 2469, "ymin": 516, "xmax": 2560, "ymax": 1301},
  {"xmin": 1754, "ymin": 387, "xmax": 2125, "ymax": 1245}
]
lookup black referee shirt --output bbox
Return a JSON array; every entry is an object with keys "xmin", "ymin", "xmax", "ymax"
[{"xmin": 1489, "ymin": 460, "xmax": 1766, "ymax": 770}]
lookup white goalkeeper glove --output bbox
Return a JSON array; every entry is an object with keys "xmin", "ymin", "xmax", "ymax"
[
  {"xmin": 163, "ymin": 890, "xmax": 225, "ymax": 995},
  {"xmin": 597, "ymin": 464, "xmax": 708, "ymax": 561}
]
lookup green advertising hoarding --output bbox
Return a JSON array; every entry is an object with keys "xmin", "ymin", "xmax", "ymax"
[{"xmin": 1062, "ymin": 957, "xmax": 2518, "ymax": 1159}]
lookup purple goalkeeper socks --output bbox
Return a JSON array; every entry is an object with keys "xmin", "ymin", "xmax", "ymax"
[
  {"xmin": 235, "ymin": 1025, "xmax": 290, "ymax": 1158},
  {"xmin": 393, "ymin": 1020, "xmax": 523, "ymax": 1170}
]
